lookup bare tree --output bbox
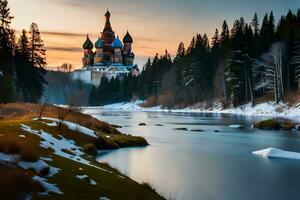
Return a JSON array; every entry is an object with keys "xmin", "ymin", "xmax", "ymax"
[
  {"xmin": 254, "ymin": 42, "xmax": 286, "ymax": 103},
  {"xmin": 57, "ymin": 90, "xmax": 85, "ymax": 130}
]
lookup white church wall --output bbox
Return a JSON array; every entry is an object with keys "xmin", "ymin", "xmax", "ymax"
[{"xmin": 72, "ymin": 70, "xmax": 92, "ymax": 84}]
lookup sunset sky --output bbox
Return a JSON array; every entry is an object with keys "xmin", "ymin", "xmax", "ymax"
[{"xmin": 9, "ymin": 0, "xmax": 300, "ymax": 69}]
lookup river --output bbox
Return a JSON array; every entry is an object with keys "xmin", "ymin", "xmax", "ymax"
[{"xmin": 84, "ymin": 109, "xmax": 300, "ymax": 200}]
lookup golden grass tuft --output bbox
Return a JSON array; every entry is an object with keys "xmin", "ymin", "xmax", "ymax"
[
  {"xmin": 0, "ymin": 135, "xmax": 38, "ymax": 162},
  {"xmin": 0, "ymin": 168, "xmax": 45, "ymax": 199}
]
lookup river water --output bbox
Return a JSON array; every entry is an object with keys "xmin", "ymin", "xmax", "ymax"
[{"xmin": 84, "ymin": 109, "xmax": 300, "ymax": 200}]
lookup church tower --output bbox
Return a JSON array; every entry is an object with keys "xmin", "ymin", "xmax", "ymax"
[
  {"xmin": 82, "ymin": 35, "xmax": 94, "ymax": 67},
  {"xmin": 101, "ymin": 10, "xmax": 116, "ymax": 63},
  {"xmin": 94, "ymin": 37, "xmax": 104, "ymax": 64},
  {"xmin": 112, "ymin": 36, "xmax": 123, "ymax": 64},
  {"xmin": 123, "ymin": 31, "xmax": 134, "ymax": 66}
]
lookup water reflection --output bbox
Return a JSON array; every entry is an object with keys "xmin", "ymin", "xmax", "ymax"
[{"xmin": 89, "ymin": 110, "xmax": 300, "ymax": 200}]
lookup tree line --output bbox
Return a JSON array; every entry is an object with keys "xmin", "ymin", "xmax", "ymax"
[
  {"xmin": 89, "ymin": 9, "xmax": 300, "ymax": 108},
  {"xmin": 0, "ymin": 0, "xmax": 46, "ymax": 103}
]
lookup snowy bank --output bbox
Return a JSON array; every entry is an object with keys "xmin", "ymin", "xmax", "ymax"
[
  {"xmin": 253, "ymin": 148, "xmax": 300, "ymax": 160},
  {"xmin": 83, "ymin": 100, "xmax": 300, "ymax": 118},
  {"xmin": 38, "ymin": 117, "xmax": 98, "ymax": 138}
]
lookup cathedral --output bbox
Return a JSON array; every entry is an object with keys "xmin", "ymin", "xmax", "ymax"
[{"xmin": 72, "ymin": 10, "xmax": 139, "ymax": 86}]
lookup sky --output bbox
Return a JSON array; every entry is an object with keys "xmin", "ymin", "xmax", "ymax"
[{"xmin": 8, "ymin": 0, "xmax": 300, "ymax": 69}]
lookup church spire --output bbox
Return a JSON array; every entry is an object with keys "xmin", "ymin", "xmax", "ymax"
[{"xmin": 103, "ymin": 10, "xmax": 113, "ymax": 33}]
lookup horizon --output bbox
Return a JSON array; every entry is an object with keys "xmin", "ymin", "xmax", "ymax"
[{"xmin": 9, "ymin": 0, "xmax": 300, "ymax": 69}]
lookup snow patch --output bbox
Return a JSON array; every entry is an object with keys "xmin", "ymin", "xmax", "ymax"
[
  {"xmin": 99, "ymin": 197, "xmax": 110, "ymax": 200},
  {"xmin": 76, "ymin": 174, "xmax": 88, "ymax": 180},
  {"xmin": 252, "ymin": 148, "xmax": 300, "ymax": 160},
  {"xmin": 76, "ymin": 174, "xmax": 97, "ymax": 185},
  {"xmin": 0, "ymin": 152, "xmax": 19, "ymax": 164},
  {"xmin": 42, "ymin": 121, "xmax": 57, "ymax": 127},
  {"xmin": 41, "ymin": 157, "xmax": 53, "ymax": 162},
  {"xmin": 32, "ymin": 176, "xmax": 63, "ymax": 195},
  {"xmin": 20, "ymin": 124, "xmax": 111, "ymax": 173},
  {"xmin": 41, "ymin": 117, "xmax": 98, "ymax": 138},
  {"xmin": 19, "ymin": 159, "xmax": 60, "ymax": 177},
  {"xmin": 90, "ymin": 179, "xmax": 97, "ymax": 185}
]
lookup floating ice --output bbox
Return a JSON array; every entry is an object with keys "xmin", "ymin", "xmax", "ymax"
[{"xmin": 252, "ymin": 148, "xmax": 300, "ymax": 160}]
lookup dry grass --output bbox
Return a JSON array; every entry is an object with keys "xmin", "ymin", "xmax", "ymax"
[
  {"xmin": 0, "ymin": 135, "xmax": 38, "ymax": 162},
  {"xmin": 141, "ymin": 182, "xmax": 157, "ymax": 192},
  {"xmin": 0, "ymin": 168, "xmax": 45, "ymax": 200},
  {"xmin": 284, "ymin": 90, "xmax": 300, "ymax": 105},
  {"xmin": 0, "ymin": 103, "xmax": 120, "ymax": 135},
  {"xmin": 143, "ymin": 96, "xmax": 157, "ymax": 108},
  {"xmin": 83, "ymin": 143, "xmax": 97, "ymax": 156}
]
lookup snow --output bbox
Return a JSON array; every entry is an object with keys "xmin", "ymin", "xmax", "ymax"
[
  {"xmin": 76, "ymin": 174, "xmax": 88, "ymax": 180},
  {"xmin": 20, "ymin": 124, "xmax": 111, "ymax": 173},
  {"xmin": 90, "ymin": 179, "xmax": 97, "ymax": 185},
  {"xmin": 41, "ymin": 157, "xmax": 53, "ymax": 162},
  {"xmin": 42, "ymin": 121, "xmax": 57, "ymax": 127},
  {"xmin": 76, "ymin": 174, "xmax": 97, "ymax": 185},
  {"xmin": 32, "ymin": 176, "xmax": 63, "ymax": 195},
  {"xmin": 99, "ymin": 197, "xmax": 110, "ymax": 200},
  {"xmin": 83, "ymin": 100, "xmax": 300, "ymax": 118},
  {"xmin": 0, "ymin": 152, "xmax": 19, "ymax": 164},
  {"xmin": 118, "ymin": 175, "xmax": 125, "ymax": 179},
  {"xmin": 252, "ymin": 148, "xmax": 300, "ymax": 160},
  {"xmin": 40, "ymin": 117, "xmax": 98, "ymax": 138},
  {"xmin": 19, "ymin": 159, "xmax": 60, "ymax": 177},
  {"xmin": 229, "ymin": 125, "xmax": 244, "ymax": 128}
]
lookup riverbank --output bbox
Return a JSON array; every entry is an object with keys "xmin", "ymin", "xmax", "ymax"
[
  {"xmin": 0, "ymin": 103, "xmax": 164, "ymax": 200},
  {"xmin": 84, "ymin": 100, "xmax": 300, "ymax": 118}
]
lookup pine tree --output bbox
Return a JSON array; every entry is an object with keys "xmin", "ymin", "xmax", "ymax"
[
  {"xmin": 0, "ymin": 0, "xmax": 16, "ymax": 103},
  {"xmin": 15, "ymin": 30, "xmax": 31, "ymax": 101},
  {"xmin": 26, "ymin": 22, "xmax": 47, "ymax": 102},
  {"xmin": 211, "ymin": 29, "xmax": 220, "ymax": 48},
  {"xmin": 251, "ymin": 13, "xmax": 260, "ymax": 37},
  {"xmin": 268, "ymin": 11, "xmax": 275, "ymax": 41}
]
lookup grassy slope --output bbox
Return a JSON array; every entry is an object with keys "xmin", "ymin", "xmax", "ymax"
[{"xmin": 0, "ymin": 104, "xmax": 164, "ymax": 200}]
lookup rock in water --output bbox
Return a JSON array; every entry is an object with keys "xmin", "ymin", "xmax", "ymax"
[
  {"xmin": 253, "ymin": 119, "xmax": 281, "ymax": 130},
  {"xmin": 174, "ymin": 128, "xmax": 188, "ymax": 131},
  {"xmin": 139, "ymin": 123, "xmax": 146, "ymax": 126},
  {"xmin": 190, "ymin": 129, "xmax": 204, "ymax": 132}
]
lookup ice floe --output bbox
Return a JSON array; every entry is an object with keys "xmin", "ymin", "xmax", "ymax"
[
  {"xmin": 252, "ymin": 148, "xmax": 300, "ymax": 160},
  {"xmin": 229, "ymin": 125, "xmax": 244, "ymax": 128}
]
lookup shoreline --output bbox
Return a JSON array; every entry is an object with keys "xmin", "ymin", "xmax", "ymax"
[{"xmin": 83, "ymin": 101, "xmax": 300, "ymax": 119}]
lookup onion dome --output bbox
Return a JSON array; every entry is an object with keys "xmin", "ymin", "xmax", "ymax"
[
  {"xmin": 123, "ymin": 31, "xmax": 133, "ymax": 43},
  {"xmin": 95, "ymin": 37, "xmax": 104, "ymax": 49},
  {"xmin": 83, "ymin": 35, "xmax": 93, "ymax": 49},
  {"xmin": 112, "ymin": 36, "xmax": 123, "ymax": 49}
]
